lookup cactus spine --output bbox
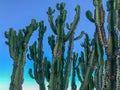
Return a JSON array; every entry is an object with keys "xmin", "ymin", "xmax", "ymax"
[
  {"xmin": 4, "ymin": 19, "xmax": 38, "ymax": 90},
  {"xmin": 27, "ymin": 21, "xmax": 47, "ymax": 90},
  {"xmin": 47, "ymin": 2, "xmax": 80, "ymax": 90}
]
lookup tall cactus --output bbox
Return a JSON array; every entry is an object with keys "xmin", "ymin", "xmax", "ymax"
[
  {"xmin": 63, "ymin": 32, "xmax": 74, "ymax": 90},
  {"xmin": 94, "ymin": 31, "xmax": 104, "ymax": 90},
  {"xmin": 86, "ymin": 0, "xmax": 120, "ymax": 89},
  {"xmin": 71, "ymin": 52, "xmax": 78, "ymax": 90},
  {"xmin": 4, "ymin": 19, "xmax": 38, "ymax": 90},
  {"xmin": 27, "ymin": 21, "xmax": 48, "ymax": 90},
  {"xmin": 47, "ymin": 2, "xmax": 80, "ymax": 90},
  {"xmin": 75, "ymin": 32, "xmax": 96, "ymax": 90}
]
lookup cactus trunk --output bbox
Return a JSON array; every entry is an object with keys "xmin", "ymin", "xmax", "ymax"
[
  {"xmin": 47, "ymin": 3, "xmax": 80, "ymax": 90},
  {"xmin": 27, "ymin": 21, "xmax": 47, "ymax": 90},
  {"xmin": 4, "ymin": 19, "xmax": 38, "ymax": 90},
  {"xmin": 9, "ymin": 55, "xmax": 25, "ymax": 90}
]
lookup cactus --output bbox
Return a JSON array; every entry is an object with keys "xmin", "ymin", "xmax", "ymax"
[
  {"xmin": 71, "ymin": 52, "xmax": 78, "ymax": 90},
  {"xmin": 86, "ymin": 0, "xmax": 120, "ymax": 89},
  {"xmin": 47, "ymin": 2, "xmax": 80, "ymax": 90},
  {"xmin": 94, "ymin": 31, "xmax": 104, "ymax": 90},
  {"xmin": 4, "ymin": 19, "xmax": 38, "ymax": 90},
  {"xmin": 75, "ymin": 32, "xmax": 96, "ymax": 90},
  {"xmin": 63, "ymin": 32, "xmax": 74, "ymax": 90},
  {"xmin": 27, "ymin": 21, "xmax": 48, "ymax": 90},
  {"xmin": 116, "ymin": 55, "xmax": 120, "ymax": 90}
]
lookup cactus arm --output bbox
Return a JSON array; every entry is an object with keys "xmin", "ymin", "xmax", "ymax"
[
  {"xmin": 74, "ymin": 31, "xmax": 86, "ymax": 40},
  {"xmin": 64, "ymin": 5, "xmax": 80, "ymax": 41},
  {"xmin": 76, "ymin": 66, "xmax": 83, "ymax": 83},
  {"xmin": 47, "ymin": 7, "xmax": 57, "ymax": 34},
  {"xmin": 80, "ymin": 46, "xmax": 95, "ymax": 90},
  {"xmin": 89, "ymin": 76, "xmax": 94, "ymax": 90},
  {"xmin": 86, "ymin": 10, "xmax": 95, "ymax": 23},
  {"xmin": 27, "ymin": 21, "xmax": 46, "ymax": 90},
  {"xmin": 71, "ymin": 52, "xmax": 78, "ymax": 90},
  {"xmin": 4, "ymin": 29, "xmax": 16, "ymax": 60},
  {"xmin": 83, "ymin": 34, "xmax": 90, "ymax": 67},
  {"xmin": 4, "ymin": 19, "xmax": 38, "ymax": 90},
  {"xmin": 44, "ymin": 57, "xmax": 51, "ymax": 82},
  {"xmin": 48, "ymin": 35, "xmax": 55, "ymax": 53},
  {"xmin": 24, "ymin": 19, "xmax": 38, "ymax": 44},
  {"xmin": 116, "ymin": 55, "xmax": 120, "ymax": 90},
  {"xmin": 63, "ymin": 33, "xmax": 74, "ymax": 90},
  {"xmin": 79, "ymin": 51, "xmax": 86, "ymax": 79},
  {"xmin": 94, "ymin": 0, "xmax": 107, "ymax": 47},
  {"xmin": 94, "ymin": 32, "xmax": 104, "ymax": 90},
  {"xmin": 107, "ymin": 0, "xmax": 118, "ymax": 56},
  {"xmin": 94, "ymin": 68, "xmax": 99, "ymax": 90}
]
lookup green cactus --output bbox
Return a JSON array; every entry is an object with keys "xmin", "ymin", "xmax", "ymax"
[
  {"xmin": 27, "ymin": 21, "xmax": 50, "ymax": 90},
  {"xmin": 71, "ymin": 52, "xmax": 78, "ymax": 90},
  {"xmin": 94, "ymin": 31, "xmax": 104, "ymax": 90},
  {"xmin": 63, "ymin": 32, "xmax": 74, "ymax": 90},
  {"xmin": 4, "ymin": 19, "xmax": 38, "ymax": 90},
  {"xmin": 86, "ymin": 0, "xmax": 120, "ymax": 89},
  {"xmin": 116, "ymin": 55, "xmax": 120, "ymax": 90},
  {"xmin": 47, "ymin": 2, "xmax": 80, "ymax": 90},
  {"xmin": 77, "ymin": 33, "xmax": 95, "ymax": 90}
]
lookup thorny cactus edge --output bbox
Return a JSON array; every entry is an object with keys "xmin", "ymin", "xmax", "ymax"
[
  {"xmin": 27, "ymin": 21, "xmax": 48, "ymax": 90},
  {"xmin": 4, "ymin": 19, "xmax": 38, "ymax": 90},
  {"xmin": 86, "ymin": 0, "xmax": 120, "ymax": 90},
  {"xmin": 75, "ymin": 32, "xmax": 96, "ymax": 90},
  {"xmin": 4, "ymin": 1, "xmax": 120, "ymax": 90},
  {"xmin": 47, "ymin": 2, "xmax": 80, "ymax": 90}
]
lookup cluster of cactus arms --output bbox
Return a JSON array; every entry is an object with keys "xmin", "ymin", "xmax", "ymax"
[
  {"xmin": 73, "ymin": 32, "xmax": 96, "ymax": 90},
  {"xmin": 47, "ymin": 2, "xmax": 80, "ymax": 90},
  {"xmin": 27, "ymin": 21, "xmax": 50, "ymax": 90},
  {"xmin": 86, "ymin": 0, "xmax": 120, "ymax": 90},
  {"xmin": 4, "ymin": 1, "xmax": 120, "ymax": 90},
  {"xmin": 72, "ymin": 31, "xmax": 104, "ymax": 90},
  {"xmin": 4, "ymin": 19, "xmax": 38, "ymax": 90}
]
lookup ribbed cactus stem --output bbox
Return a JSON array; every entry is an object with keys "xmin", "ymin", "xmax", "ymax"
[
  {"xmin": 63, "ymin": 32, "xmax": 74, "ymax": 90},
  {"xmin": 115, "ymin": 2, "xmax": 120, "ymax": 90},
  {"xmin": 74, "ymin": 32, "xmax": 95, "ymax": 90},
  {"xmin": 4, "ymin": 19, "xmax": 38, "ymax": 90},
  {"xmin": 27, "ymin": 21, "xmax": 46, "ymax": 90},
  {"xmin": 95, "ymin": 32, "xmax": 104, "ymax": 90},
  {"xmin": 94, "ymin": 0, "xmax": 107, "ymax": 47},
  {"xmin": 47, "ymin": 3, "xmax": 80, "ymax": 90},
  {"xmin": 71, "ymin": 52, "xmax": 78, "ymax": 90},
  {"xmin": 80, "ymin": 46, "xmax": 95, "ymax": 90},
  {"xmin": 105, "ymin": 0, "xmax": 118, "ymax": 89},
  {"xmin": 116, "ymin": 55, "xmax": 120, "ymax": 90}
]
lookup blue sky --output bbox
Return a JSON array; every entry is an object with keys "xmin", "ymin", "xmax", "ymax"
[{"xmin": 0, "ymin": 0, "xmax": 107, "ymax": 90}]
